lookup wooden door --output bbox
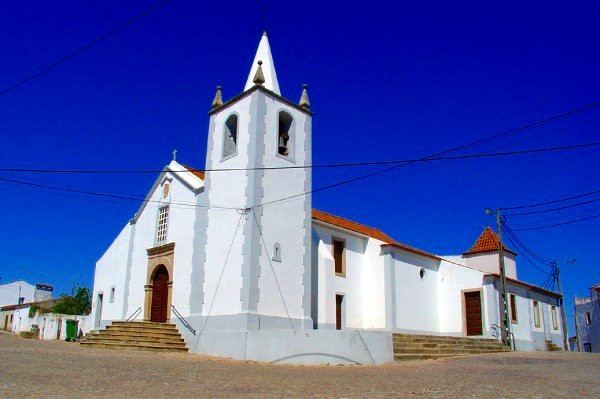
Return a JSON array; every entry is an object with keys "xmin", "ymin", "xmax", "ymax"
[
  {"xmin": 465, "ymin": 291, "xmax": 483, "ymax": 336},
  {"xmin": 151, "ymin": 266, "xmax": 169, "ymax": 323}
]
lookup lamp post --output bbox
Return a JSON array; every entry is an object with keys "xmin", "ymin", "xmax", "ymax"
[{"xmin": 486, "ymin": 207, "xmax": 512, "ymax": 347}]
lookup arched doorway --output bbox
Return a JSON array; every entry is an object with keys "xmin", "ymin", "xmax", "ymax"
[{"xmin": 150, "ymin": 265, "xmax": 169, "ymax": 323}]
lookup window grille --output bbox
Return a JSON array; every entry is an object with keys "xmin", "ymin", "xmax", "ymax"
[{"xmin": 156, "ymin": 206, "xmax": 169, "ymax": 242}]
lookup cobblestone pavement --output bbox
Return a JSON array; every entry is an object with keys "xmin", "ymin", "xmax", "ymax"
[{"xmin": 1, "ymin": 332, "xmax": 599, "ymax": 398}]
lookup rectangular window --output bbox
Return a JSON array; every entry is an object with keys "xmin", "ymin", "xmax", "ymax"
[
  {"xmin": 551, "ymin": 306, "xmax": 558, "ymax": 330},
  {"xmin": 533, "ymin": 301, "xmax": 540, "ymax": 328},
  {"xmin": 332, "ymin": 239, "xmax": 345, "ymax": 276},
  {"xmin": 586, "ymin": 312, "xmax": 592, "ymax": 325},
  {"xmin": 156, "ymin": 206, "xmax": 169, "ymax": 243},
  {"xmin": 18, "ymin": 297, "xmax": 25, "ymax": 304},
  {"xmin": 335, "ymin": 294, "xmax": 344, "ymax": 330},
  {"xmin": 583, "ymin": 343, "xmax": 592, "ymax": 352},
  {"xmin": 510, "ymin": 294, "xmax": 518, "ymax": 324},
  {"xmin": 109, "ymin": 287, "xmax": 115, "ymax": 303}
]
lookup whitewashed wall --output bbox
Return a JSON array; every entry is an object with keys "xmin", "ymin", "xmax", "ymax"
[
  {"xmin": 0, "ymin": 281, "xmax": 35, "ymax": 307},
  {"xmin": 463, "ymin": 252, "xmax": 517, "ymax": 279}
]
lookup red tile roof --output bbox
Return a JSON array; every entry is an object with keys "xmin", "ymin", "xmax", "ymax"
[
  {"xmin": 311, "ymin": 209, "xmax": 440, "ymax": 260},
  {"xmin": 591, "ymin": 283, "xmax": 600, "ymax": 292},
  {"xmin": 182, "ymin": 165, "xmax": 205, "ymax": 180},
  {"xmin": 484, "ymin": 274, "xmax": 561, "ymax": 298},
  {"xmin": 463, "ymin": 226, "xmax": 516, "ymax": 256}
]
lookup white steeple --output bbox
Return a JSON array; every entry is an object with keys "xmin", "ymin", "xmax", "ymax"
[{"xmin": 244, "ymin": 31, "xmax": 281, "ymax": 95}]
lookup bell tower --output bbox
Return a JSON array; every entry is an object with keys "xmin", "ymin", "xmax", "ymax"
[{"xmin": 191, "ymin": 32, "xmax": 313, "ymax": 331}]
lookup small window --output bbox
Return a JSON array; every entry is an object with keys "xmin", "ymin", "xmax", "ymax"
[
  {"xmin": 162, "ymin": 183, "xmax": 169, "ymax": 198},
  {"xmin": 510, "ymin": 294, "xmax": 518, "ymax": 324},
  {"xmin": 533, "ymin": 301, "xmax": 540, "ymax": 328},
  {"xmin": 419, "ymin": 268, "xmax": 426, "ymax": 280},
  {"xmin": 335, "ymin": 294, "xmax": 344, "ymax": 330},
  {"xmin": 551, "ymin": 306, "xmax": 558, "ymax": 330},
  {"xmin": 583, "ymin": 343, "xmax": 592, "ymax": 352},
  {"xmin": 332, "ymin": 239, "xmax": 345, "ymax": 276},
  {"xmin": 585, "ymin": 312, "xmax": 592, "ymax": 325},
  {"xmin": 222, "ymin": 114, "xmax": 238, "ymax": 158},
  {"xmin": 272, "ymin": 242, "xmax": 282, "ymax": 262},
  {"xmin": 109, "ymin": 287, "xmax": 115, "ymax": 303},
  {"xmin": 277, "ymin": 111, "xmax": 293, "ymax": 158},
  {"xmin": 156, "ymin": 206, "xmax": 169, "ymax": 243},
  {"xmin": 18, "ymin": 297, "xmax": 24, "ymax": 305}
]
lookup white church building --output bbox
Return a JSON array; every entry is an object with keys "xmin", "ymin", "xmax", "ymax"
[{"xmin": 89, "ymin": 33, "xmax": 565, "ymax": 364}]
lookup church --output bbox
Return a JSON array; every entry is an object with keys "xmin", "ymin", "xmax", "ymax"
[{"xmin": 88, "ymin": 33, "xmax": 566, "ymax": 364}]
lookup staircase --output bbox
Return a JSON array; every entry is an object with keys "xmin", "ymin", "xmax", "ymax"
[
  {"xmin": 546, "ymin": 341, "xmax": 562, "ymax": 351},
  {"xmin": 393, "ymin": 333, "xmax": 510, "ymax": 361},
  {"xmin": 80, "ymin": 321, "xmax": 188, "ymax": 352}
]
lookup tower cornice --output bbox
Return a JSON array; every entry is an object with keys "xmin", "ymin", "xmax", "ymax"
[{"xmin": 208, "ymin": 85, "xmax": 313, "ymax": 116}]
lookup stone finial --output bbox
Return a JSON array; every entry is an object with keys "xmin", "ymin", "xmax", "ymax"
[
  {"xmin": 299, "ymin": 83, "xmax": 310, "ymax": 109},
  {"xmin": 253, "ymin": 60, "xmax": 265, "ymax": 86},
  {"xmin": 212, "ymin": 85, "xmax": 223, "ymax": 108},
  {"xmin": 172, "ymin": 148, "xmax": 177, "ymax": 161}
]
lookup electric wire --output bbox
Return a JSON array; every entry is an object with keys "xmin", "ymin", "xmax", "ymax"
[
  {"xmin": 501, "ymin": 188, "xmax": 600, "ymax": 211},
  {"xmin": 502, "ymin": 224, "xmax": 554, "ymax": 266},
  {"xmin": 504, "ymin": 197, "xmax": 600, "ymax": 216},
  {"xmin": 502, "ymin": 233, "xmax": 554, "ymax": 276},
  {"xmin": 1, "ymin": 142, "xmax": 599, "ymax": 174},
  {"xmin": 0, "ymin": 0, "xmax": 174, "ymax": 98},
  {"xmin": 0, "ymin": 176, "xmax": 238, "ymax": 210},
  {"xmin": 252, "ymin": 100, "xmax": 600, "ymax": 208},
  {"xmin": 509, "ymin": 205, "xmax": 600, "ymax": 227},
  {"xmin": 510, "ymin": 213, "xmax": 600, "ymax": 231}
]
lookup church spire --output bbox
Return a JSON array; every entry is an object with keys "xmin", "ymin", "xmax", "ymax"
[{"xmin": 244, "ymin": 31, "xmax": 280, "ymax": 95}]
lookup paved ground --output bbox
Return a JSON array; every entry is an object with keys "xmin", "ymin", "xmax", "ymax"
[{"xmin": 1, "ymin": 332, "xmax": 599, "ymax": 398}]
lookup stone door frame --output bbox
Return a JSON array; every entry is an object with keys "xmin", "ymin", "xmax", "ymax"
[{"xmin": 144, "ymin": 242, "xmax": 175, "ymax": 322}]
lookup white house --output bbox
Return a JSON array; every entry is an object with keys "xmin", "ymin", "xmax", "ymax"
[{"xmin": 89, "ymin": 32, "xmax": 565, "ymax": 363}]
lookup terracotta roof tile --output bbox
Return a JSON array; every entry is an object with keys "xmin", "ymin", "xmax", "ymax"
[
  {"xmin": 311, "ymin": 209, "xmax": 440, "ymax": 260},
  {"xmin": 182, "ymin": 165, "xmax": 205, "ymax": 180},
  {"xmin": 463, "ymin": 226, "xmax": 516, "ymax": 256}
]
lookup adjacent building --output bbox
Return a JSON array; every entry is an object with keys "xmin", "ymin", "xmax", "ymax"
[
  {"xmin": 573, "ymin": 284, "xmax": 600, "ymax": 352},
  {"xmin": 89, "ymin": 32, "xmax": 565, "ymax": 363}
]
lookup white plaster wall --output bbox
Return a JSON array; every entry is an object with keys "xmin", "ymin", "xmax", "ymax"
[
  {"xmin": 124, "ymin": 171, "xmax": 200, "ymax": 319},
  {"xmin": 438, "ymin": 259, "xmax": 491, "ymax": 335},
  {"xmin": 312, "ymin": 224, "xmax": 384, "ymax": 329},
  {"xmin": 0, "ymin": 281, "xmax": 35, "ymax": 307},
  {"xmin": 11, "ymin": 306, "xmax": 31, "ymax": 333},
  {"xmin": 392, "ymin": 251, "xmax": 440, "ymax": 333},
  {"xmin": 463, "ymin": 252, "xmax": 517, "ymax": 279},
  {"xmin": 92, "ymin": 223, "xmax": 131, "ymax": 324},
  {"xmin": 255, "ymin": 94, "xmax": 310, "ymax": 323},
  {"xmin": 202, "ymin": 96, "xmax": 253, "ymax": 317}
]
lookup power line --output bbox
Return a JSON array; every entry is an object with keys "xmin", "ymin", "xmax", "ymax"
[
  {"xmin": 1, "ymin": 142, "xmax": 599, "ymax": 174},
  {"xmin": 511, "ymin": 213, "xmax": 600, "ymax": 231},
  {"xmin": 0, "ymin": 0, "xmax": 174, "ymax": 98},
  {"xmin": 504, "ymin": 197, "xmax": 600, "ymax": 216},
  {"xmin": 0, "ymin": 176, "xmax": 237, "ymax": 210},
  {"xmin": 501, "ymin": 188, "xmax": 600, "ymax": 211},
  {"xmin": 509, "ymin": 204, "xmax": 600, "ymax": 227},
  {"xmin": 503, "ymin": 225, "xmax": 554, "ymax": 266},
  {"xmin": 502, "ymin": 232, "xmax": 553, "ymax": 275}
]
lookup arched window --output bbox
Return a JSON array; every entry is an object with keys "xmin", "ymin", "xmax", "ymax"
[
  {"xmin": 277, "ymin": 111, "xmax": 293, "ymax": 158},
  {"xmin": 223, "ymin": 114, "xmax": 238, "ymax": 158}
]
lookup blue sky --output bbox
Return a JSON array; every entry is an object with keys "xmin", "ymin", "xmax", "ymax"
[{"xmin": 1, "ymin": 1, "xmax": 599, "ymax": 334}]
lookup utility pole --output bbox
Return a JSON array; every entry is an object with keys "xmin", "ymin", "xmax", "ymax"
[
  {"xmin": 488, "ymin": 207, "xmax": 512, "ymax": 347},
  {"xmin": 554, "ymin": 260, "xmax": 569, "ymax": 350}
]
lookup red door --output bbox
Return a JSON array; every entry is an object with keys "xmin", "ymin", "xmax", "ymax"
[
  {"xmin": 465, "ymin": 291, "xmax": 483, "ymax": 336},
  {"xmin": 151, "ymin": 266, "xmax": 169, "ymax": 323}
]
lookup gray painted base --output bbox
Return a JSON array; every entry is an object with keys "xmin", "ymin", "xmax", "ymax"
[{"xmin": 183, "ymin": 329, "xmax": 393, "ymax": 365}]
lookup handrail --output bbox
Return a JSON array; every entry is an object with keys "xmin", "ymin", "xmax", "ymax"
[
  {"xmin": 171, "ymin": 305, "xmax": 196, "ymax": 336},
  {"xmin": 125, "ymin": 307, "xmax": 142, "ymax": 322},
  {"xmin": 491, "ymin": 323, "xmax": 515, "ymax": 351}
]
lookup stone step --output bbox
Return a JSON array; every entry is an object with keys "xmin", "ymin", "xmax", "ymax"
[
  {"xmin": 80, "ymin": 341, "xmax": 188, "ymax": 352},
  {"xmin": 81, "ymin": 337, "xmax": 187, "ymax": 347},
  {"xmin": 392, "ymin": 336, "xmax": 497, "ymax": 343},
  {"xmin": 393, "ymin": 353, "xmax": 469, "ymax": 361},
  {"xmin": 111, "ymin": 321, "xmax": 178, "ymax": 329},
  {"xmin": 95, "ymin": 329, "xmax": 183, "ymax": 339},
  {"xmin": 81, "ymin": 334, "xmax": 185, "ymax": 345},
  {"xmin": 105, "ymin": 326, "xmax": 180, "ymax": 335},
  {"xmin": 394, "ymin": 343, "xmax": 509, "ymax": 351},
  {"xmin": 393, "ymin": 347, "xmax": 507, "ymax": 355}
]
